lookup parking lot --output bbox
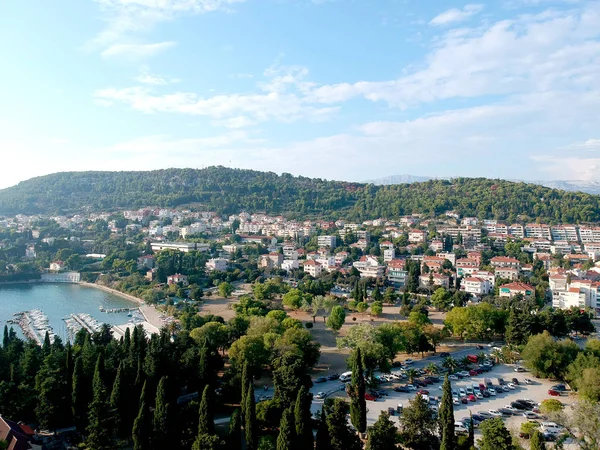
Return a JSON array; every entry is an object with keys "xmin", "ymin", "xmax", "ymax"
[{"xmin": 309, "ymin": 355, "xmax": 565, "ymax": 441}]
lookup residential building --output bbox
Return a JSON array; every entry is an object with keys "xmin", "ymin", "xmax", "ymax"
[
  {"xmin": 525, "ymin": 224, "xmax": 552, "ymax": 240},
  {"xmin": 490, "ymin": 256, "xmax": 520, "ymax": 269},
  {"xmin": 550, "ymin": 242, "xmax": 575, "ymax": 255},
  {"xmin": 422, "ymin": 256, "xmax": 445, "ymax": 272},
  {"xmin": 499, "ymin": 282, "xmax": 535, "ymax": 299},
  {"xmin": 508, "ymin": 224, "xmax": 524, "ymax": 238},
  {"xmin": 206, "ymin": 258, "xmax": 228, "ymax": 272},
  {"xmin": 462, "ymin": 277, "xmax": 492, "ymax": 296},
  {"xmin": 456, "ymin": 258, "xmax": 479, "ymax": 277},
  {"xmin": 379, "ymin": 240, "xmax": 394, "ymax": 250},
  {"xmin": 25, "ymin": 245, "xmax": 36, "ymax": 259},
  {"xmin": 383, "ymin": 248, "xmax": 395, "ymax": 262},
  {"xmin": 137, "ymin": 255, "xmax": 155, "ymax": 269},
  {"xmin": 437, "ymin": 252, "xmax": 456, "ymax": 265},
  {"xmin": 356, "ymin": 230, "xmax": 370, "ymax": 242},
  {"xmin": 303, "ymin": 260, "xmax": 323, "ymax": 277},
  {"xmin": 259, "ymin": 253, "xmax": 283, "ymax": 269},
  {"xmin": 353, "ymin": 256, "xmax": 386, "ymax": 278},
  {"xmin": 281, "ymin": 259, "xmax": 299, "ymax": 272},
  {"xmin": 471, "ymin": 270, "xmax": 496, "ymax": 285},
  {"xmin": 167, "ymin": 273, "xmax": 189, "ymax": 286},
  {"xmin": 495, "ymin": 267, "xmax": 519, "ymax": 280},
  {"xmin": 49, "ymin": 261, "xmax": 64, "ymax": 272},
  {"xmin": 408, "ymin": 229, "xmax": 427, "ymax": 243},
  {"xmin": 553, "ymin": 288, "xmax": 587, "ymax": 310},
  {"xmin": 317, "ymin": 235, "xmax": 337, "ymax": 248},
  {"xmin": 551, "ymin": 225, "xmax": 580, "ymax": 242},
  {"xmin": 578, "ymin": 227, "xmax": 600, "ymax": 243},
  {"xmin": 334, "ymin": 251, "xmax": 349, "ymax": 264},
  {"xmin": 419, "ymin": 273, "xmax": 450, "ymax": 288},
  {"xmin": 429, "ymin": 240, "xmax": 444, "ymax": 252},
  {"xmin": 387, "ymin": 260, "xmax": 408, "ymax": 287},
  {"xmin": 146, "ymin": 268, "xmax": 157, "ymax": 281},
  {"xmin": 0, "ymin": 416, "xmax": 35, "ymax": 450},
  {"xmin": 151, "ymin": 242, "xmax": 209, "ymax": 253}
]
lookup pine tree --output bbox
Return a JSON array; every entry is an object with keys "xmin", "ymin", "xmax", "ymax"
[
  {"xmin": 366, "ymin": 411, "xmax": 398, "ymax": 450},
  {"xmin": 198, "ymin": 384, "xmax": 215, "ymax": 436},
  {"xmin": 153, "ymin": 376, "xmax": 170, "ymax": 448},
  {"xmin": 132, "ymin": 381, "xmax": 151, "ymax": 450},
  {"xmin": 42, "ymin": 331, "xmax": 51, "ymax": 354},
  {"xmin": 327, "ymin": 399, "xmax": 362, "ymax": 450},
  {"xmin": 228, "ymin": 408, "xmax": 242, "ymax": 449},
  {"xmin": 110, "ymin": 362, "xmax": 127, "ymax": 438},
  {"xmin": 530, "ymin": 430, "xmax": 547, "ymax": 450},
  {"xmin": 71, "ymin": 357, "xmax": 87, "ymax": 430},
  {"xmin": 244, "ymin": 382, "xmax": 258, "ymax": 450},
  {"xmin": 86, "ymin": 355, "xmax": 112, "ymax": 450},
  {"xmin": 315, "ymin": 406, "xmax": 329, "ymax": 450},
  {"xmin": 350, "ymin": 347, "xmax": 367, "ymax": 433},
  {"xmin": 276, "ymin": 408, "xmax": 295, "ymax": 450},
  {"xmin": 439, "ymin": 374, "xmax": 456, "ymax": 450},
  {"xmin": 294, "ymin": 386, "xmax": 314, "ymax": 449}
]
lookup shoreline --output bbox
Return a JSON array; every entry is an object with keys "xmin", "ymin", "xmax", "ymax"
[{"xmin": 80, "ymin": 282, "xmax": 144, "ymax": 305}]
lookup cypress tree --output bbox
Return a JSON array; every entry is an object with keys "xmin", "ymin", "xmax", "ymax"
[
  {"xmin": 241, "ymin": 362, "xmax": 250, "ymax": 410},
  {"xmin": 294, "ymin": 386, "xmax": 314, "ymax": 449},
  {"xmin": 123, "ymin": 327, "xmax": 131, "ymax": 353},
  {"xmin": 65, "ymin": 342, "xmax": 73, "ymax": 388},
  {"xmin": 439, "ymin": 374, "xmax": 456, "ymax": 450},
  {"xmin": 350, "ymin": 347, "xmax": 367, "ymax": 433},
  {"xmin": 315, "ymin": 406, "xmax": 329, "ymax": 450},
  {"xmin": 71, "ymin": 357, "xmax": 87, "ymax": 430},
  {"xmin": 87, "ymin": 355, "xmax": 112, "ymax": 450},
  {"xmin": 467, "ymin": 411, "xmax": 474, "ymax": 449},
  {"xmin": 110, "ymin": 362, "xmax": 128, "ymax": 438},
  {"xmin": 132, "ymin": 381, "xmax": 151, "ymax": 450},
  {"xmin": 198, "ymin": 384, "xmax": 215, "ymax": 436},
  {"xmin": 530, "ymin": 430, "xmax": 547, "ymax": 450},
  {"xmin": 276, "ymin": 408, "xmax": 294, "ymax": 450},
  {"xmin": 153, "ymin": 376, "xmax": 170, "ymax": 449},
  {"xmin": 229, "ymin": 408, "xmax": 242, "ymax": 449},
  {"xmin": 42, "ymin": 331, "xmax": 51, "ymax": 354},
  {"xmin": 244, "ymin": 382, "xmax": 257, "ymax": 450},
  {"xmin": 2, "ymin": 324, "xmax": 9, "ymax": 348}
]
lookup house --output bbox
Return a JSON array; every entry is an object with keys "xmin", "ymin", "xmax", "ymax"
[
  {"xmin": 0, "ymin": 416, "xmax": 35, "ymax": 450},
  {"xmin": 49, "ymin": 261, "xmax": 65, "ymax": 272},
  {"xmin": 456, "ymin": 258, "xmax": 479, "ymax": 277},
  {"xmin": 353, "ymin": 256, "xmax": 386, "ymax": 278},
  {"xmin": 387, "ymin": 259, "xmax": 407, "ymax": 287},
  {"xmin": 334, "ymin": 251, "xmax": 349, "ymax": 264},
  {"xmin": 419, "ymin": 273, "xmax": 450, "ymax": 288},
  {"xmin": 490, "ymin": 256, "xmax": 520, "ymax": 269},
  {"xmin": 437, "ymin": 252, "xmax": 456, "ymax": 265},
  {"xmin": 304, "ymin": 260, "xmax": 323, "ymax": 277},
  {"xmin": 494, "ymin": 267, "xmax": 519, "ymax": 280},
  {"xmin": 146, "ymin": 268, "xmax": 158, "ymax": 281},
  {"xmin": 429, "ymin": 240, "xmax": 444, "ymax": 252},
  {"xmin": 137, "ymin": 255, "xmax": 155, "ymax": 269},
  {"xmin": 462, "ymin": 277, "xmax": 492, "ymax": 296},
  {"xmin": 422, "ymin": 256, "xmax": 446, "ymax": 272},
  {"xmin": 470, "ymin": 270, "xmax": 496, "ymax": 285},
  {"xmin": 317, "ymin": 235, "xmax": 337, "ymax": 248},
  {"xmin": 379, "ymin": 241, "xmax": 394, "ymax": 250},
  {"xmin": 206, "ymin": 258, "xmax": 228, "ymax": 272},
  {"xmin": 167, "ymin": 273, "xmax": 189, "ymax": 286},
  {"xmin": 408, "ymin": 229, "xmax": 427, "ymax": 244},
  {"xmin": 553, "ymin": 287, "xmax": 587, "ymax": 310},
  {"xmin": 383, "ymin": 248, "xmax": 396, "ymax": 262},
  {"xmin": 259, "ymin": 253, "xmax": 284, "ymax": 269},
  {"xmin": 499, "ymin": 282, "xmax": 535, "ymax": 299}
]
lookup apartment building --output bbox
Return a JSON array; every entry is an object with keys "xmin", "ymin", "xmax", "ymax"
[
  {"xmin": 383, "ymin": 248, "xmax": 396, "ymax": 262},
  {"xmin": 456, "ymin": 258, "xmax": 480, "ymax": 277},
  {"xmin": 462, "ymin": 277, "xmax": 492, "ymax": 295},
  {"xmin": 499, "ymin": 282, "xmax": 535, "ymax": 299},
  {"xmin": 317, "ymin": 235, "xmax": 337, "ymax": 248},
  {"xmin": 551, "ymin": 225, "xmax": 580, "ymax": 242},
  {"xmin": 353, "ymin": 256, "xmax": 386, "ymax": 278},
  {"xmin": 206, "ymin": 258, "xmax": 228, "ymax": 272},
  {"xmin": 387, "ymin": 260, "xmax": 408, "ymax": 287},
  {"xmin": 303, "ymin": 260, "xmax": 323, "ymax": 277},
  {"xmin": 525, "ymin": 224, "xmax": 552, "ymax": 240},
  {"xmin": 495, "ymin": 267, "xmax": 519, "ymax": 280},
  {"xmin": 579, "ymin": 227, "xmax": 600, "ymax": 243},
  {"xmin": 408, "ymin": 229, "xmax": 427, "ymax": 243},
  {"xmin": 419, "ymin": 273, "xmax": 450, "ymax": 288},
  {"xmin": 490, "ymin": 256, "xmax": 521, "ymax": 269}
]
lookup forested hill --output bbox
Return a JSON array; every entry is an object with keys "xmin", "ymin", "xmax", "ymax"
[{"xmin": 0, "ymin": 166, "xmax": 599, "ymax": 223}]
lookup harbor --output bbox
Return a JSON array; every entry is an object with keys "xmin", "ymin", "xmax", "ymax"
[{"xmin": 10, "ymin": 309, "xmax": 56, "ymax": 345}]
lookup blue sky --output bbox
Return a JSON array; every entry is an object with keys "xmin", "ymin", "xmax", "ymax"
[{"xmin": 1, "ymin": 0, "xmax": 599, "ymax": 188}]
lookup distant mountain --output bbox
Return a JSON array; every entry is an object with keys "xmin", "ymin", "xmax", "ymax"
[
  {"xmin": 1, "ymin": 167, "xmax": 600, "ymax": 223},
  {"xmin": 366, "ymin": 174, "xmax": 600, "ymax": 195}
]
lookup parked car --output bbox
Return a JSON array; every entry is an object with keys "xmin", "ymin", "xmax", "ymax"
[
  {"xmin": 459, "ymin": 388, "xmax": 467, "ymax": 397},
  {"xmin": 314, "ymin": 377, "xmax": 327, "ymax": 383},
  {"xmin": 523, "ymin": 411, "xmax": 539, "ymax": 419},
  {"xmin": 466, "ymin": 387, "xmax": 474, "ymax": 395},
  {"xmin": 482, "ymin": 390, "xmax": 490, "ymax": 398},
  {"xmin": 387, "ymin": 407, "xmax": 395, "ymax": 416},
  {"xmin": 501, "ymin": 385, "xmax": 510, "ymax": 392},
  {"xmin": 396, "ymin": 404, "xmax": 403, "ymax": 413},
  {"xmin": 488, "ymin": 388, "xmax": 496, "ymax": 396},
  {"xmin": 497, "ymin": 378, "xmax": 506, "ymax": 385},
  {"xmin": 511, "ymin": 401, "xmax": 529, "ymax": 410},
  {"xmin": 455, "ymin": 423, "xmax": 468, "ymax": 434},
  {"xmin": 512, "ymin": 378, "xmax": 520, "ymax": 385},
  {"xmin": 327, "ymin": 373, "xmax": 339, "ymax": 381},
  {"xmin": 468, "ymin": 394, "xmax": 477, "ymax": 402},
  {"xmin": 364, "ymin": 393, "xmax": 377, "ymax": 401},
  {"xmin": 475, "ymin": 392, "xmax": 483, "ymax": 399},
  {"xmin": 449, "ymin": 375, "xmax": 458, "ymax": 381},
  {"xmin": 471, "ymin": 414, "xmax": 486, "ymax": 423},
  {"xmin": 507, "ymin": 383, "xmax": 516, "ymax": 390},
  {"xmin": 417, "ymin": 389, "xmax": 430, "ymax": 395},
  {"xmin": 461, "ymin": 396, "xmax": 469, "ymax": 404},
  {"xmin": 551, "ymin": 384, "xmax": 567, "ymax": 392},
  {"xmin": 375, "ymin": 389, "xmax": 389, "ymax": 396},
  {"xmin": 478, "ymin": 411, "xmax": 493, "ymax": 419},
  {"xmin": 525, "ymin": 378, "xmax": 534, "ymax": 385},
  {"xmin": 488, "ymin": 410, "xmax": 502, "ymax": 417},
  {"xmin": 453, "ymin": 397, "xmax": 460, "ymax": 405},
  {"xmin": 548, "ymin": 389, "xmax": 561, "ymax": 396},
  {"xmin": 484, "ymin": 378, "xmax": 493, "ymax": 387},
  {"xmin": 394, "ymin": 385, "xmax": 410, "ymax": 393},
  {"xmin": 315, "ymin": 392, "xmax": 326, "ymax": 399},
  {"xmin": 514, "ymin": 367, "xmax": 526, "ymax": 372},
  {"xmin": 404, "ymin": 359, "xmax": 414, "ymax": 365},
  {"xmin": 440, "ymin": 352, "xmax": 450, "ymax": 357},
  {"xmin": 498, "ymin": 408, "xmax": 514, "ymax": 416},
  {"xmin": 459, "ymin": 371, "xmax": 470, "ymax": 378},
  {"xmin": 503, "ymin": 405, "xmax": 519, "ymax": 414},
  {"xmin": 469, "ymin": 369, "xmax": 478, "ymax": 376}
]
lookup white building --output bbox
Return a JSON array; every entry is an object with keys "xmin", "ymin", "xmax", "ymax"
[
  {"xmin": 206, "ymin": 258, "xmax": 228, "ymax": 272},
  {"xmin": 383, "ymin": 248, "xmax": 395, "ymax": 262},
  {"xmin": 353, "ymin": 256, "xmax": 386, "ymax": 278},
  {"xmin": 304, "ymin": 260, "xmax": 323, "ymax": 277},
  {"xmin": 462, "ymin": 277, "xmax": 492, "ymax": 295},
  {"xmin": 317, "ymin": 235, "xmax": 337, "ymax": 248},
  {"xmin": 151, "ymin": 242, "xmax": 209, "ymax": 253}
]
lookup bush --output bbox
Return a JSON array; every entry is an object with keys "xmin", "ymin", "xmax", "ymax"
[{"xmin": 305, "ymin": 322, "xmax": 313, "ymax": 329}]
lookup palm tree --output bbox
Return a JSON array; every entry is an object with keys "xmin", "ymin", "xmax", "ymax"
[
  {"xmin": 459, "ymin": 356, "xmax": 472, "ymax": 369},
  {"xmin": 490, "ymin": 348, "xmax": 503, "ymax": 364},
  {"xmin": 406, "ymin": 368, "xmax": 419, "ymax": 384},
  {"xmin": 477, "ymin": 351, "xmax": 487, "ymax": 363},
  {"xmin": 441, "ymin": 356, "xmax": 458, "ymax": 374},
  {"xmin": 425, "ymin": 363, "xmax": 439, "ymax": 375}
]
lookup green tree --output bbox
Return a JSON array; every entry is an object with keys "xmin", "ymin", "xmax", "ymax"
[
  {"xmin": 218, "ymin": 281, "xmax": 233, "ymax": 298},
  {"xmin": 326, "ymin": 306, "xmax": 346, "ymax": 331},
  {"xmin": 71, "ymin": 357, "xmax": 88, "ymax": 430},
  {"xmin": 110, "ymin": 362, "xmax": 128, "ymax": 438},
  {"xmin": 357, "ymin": 302, "xmax": 369, "ymax": 313},
  {"xmin": 366, "ymin": 411, "xmax": 398, "ymax": 450},
  {"xmin": 521, "ymin": 331, "xmax": 579, "ymax": 379},
  {"xmin": 371, "ymin": 301, "xmax": 383, "ymax": 317},
  {"xmin": 294, "ymin": 386, "xmax": 314, "ymax": 449},
  {"xmin": 431, "ymin": 288, "xmax": 452, "ymax": 311},
  {"xmin": 439, "ymin": 375, "xmax": 456, "ymax": 450},
  {"xmin": 282, "ymin": 288, "xmax": 305, "ymax": 310},
  {"xmin": 530, "ymin": 430, "xmax": 547, "ymax": 450},
  {"xmin": 276, "ymin": 408, "xmax": 294, "ymax": 450},
  {"xmin": 477, "ymin": 418, "xmax": 515, "ymax": 450},
  {"xmin": 245, "ymin": 382, "xmax": 258, "ymax": 450},
  {"xmin": 198, "ymin": 384, "xmax": 215, "ymax": 436},
  {"xmin": 87, "ymin": 356, "xmax": 112, "ymax": 450},
  {"xmin": 315, "ymin": 406, "xmax": 329, "ymax": 450},
  {"xmin": 398, "ymin": 394, "xmax": 438, "ymax": 449},
  {"xmin": 229, "ymin": 408, "xmax": 242, "ymax": 449},
  {"xmin": 132, "ymin": 382, "xmax": 151, "ymax": 450},
  {"xmin": 327, "ymin": 399, "xmax": 362, "ymax": 450},
  {"xmin": 153, "ymin": 376, "xmax": 170, "ymax": 449},
  {"xmin": 350, "ymin": 347, "xmax": 367, "ymax": 433}
]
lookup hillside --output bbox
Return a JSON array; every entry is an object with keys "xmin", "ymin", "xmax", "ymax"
[{"xmin": 0, "ymin": 167, "xmax": 599, "ymax": 223}]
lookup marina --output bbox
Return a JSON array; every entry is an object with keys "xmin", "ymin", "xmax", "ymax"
[{"xmin": 11, "ymin": 309, "xmax": 56, "ymax": 345}]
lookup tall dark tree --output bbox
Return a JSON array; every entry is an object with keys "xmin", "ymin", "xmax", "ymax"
[
  {"xmin": 294, "ymin": 386, "xmax": 314, "ymax": 449},
  {"xmin": 87, "ymin": 355, "xmax": 112, "ymax": 450},
  {"xmin": 350, "ymin": 347, "xmax": 367, "ymax": 433},
  {"xmin": 228, "ymin": 408, "xmax": 242, "ymax": 450},
  {"xmin": 478, "ymin": 418, "xmax": 515, "ymax": 450},
  {"xmin": 315, "ymin": 406, "xmax": 329, "ymax": 450},
  {"xmin": 198, "ymin": 384, "xmax": 215, "ymax": 436},
  {"xmin": 132, "ymin": 381, "xmax": 151, "ymax": 450},
  {"xmin": 276, "ymin": 408, "xmax": 294, "ymax": 450},
  {"xmin": 241, "ymin": 362, "xmax": 250, "ymax": 416},
  {"xmin": 244, "ymin": 382, "xmax": 258, "ymax": 450},
  {"xmin": 398, "ymin": 394, "xmax": 439, "ymax": 449},
  {"xmin": 439, "ymin": 374, "xmax": 456, "ymax": 450},
  {"xmin": 366, "ymin": 411, "xmax": 398, "ymax": 450},
  {"xmin": 71, "ymin": 357, "xmax": 87, "ymax": 430},
  {"xmin": 530, "ymin": 430, "xmax": 547, "ymax": 450},
  {"xmin": 153, "ymin": 376, "xmax": 170, "ymax": 449},
  {"xmin": 327, "ymin": 399, "xmax": 362, "ymax": 450},
  {"xmin": 110, "ymin": 362, "xmax": 127, "ymax": 438}
]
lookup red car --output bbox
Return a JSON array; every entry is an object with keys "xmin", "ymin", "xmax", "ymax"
[
  {"xmin": 461, "ymin": 396, "xmax": 469, "ymax": 404},
  {"xmin": 469, "ymin": 370, "xmax": 478, "ymax": 376},
  {"xmin": 468, "ymin": 394, "xmax": 477, "ymax": 402},
  {"xmin": 417, "ymin": 389, "xmax": 429, "ymax": 395},
  {"xmin": 365, "ymin": 393, "xmax": 377, "ymax": 401},
  {"xmin": 548, "ymin": 389, "xmax": 560, "ymax": 397}
]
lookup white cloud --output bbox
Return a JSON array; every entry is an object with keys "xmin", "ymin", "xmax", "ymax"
[
  {"xmin": 430, "ymin": 4, "xmax": 484, "ymax": 26},
  {"xmin": 101, "ymin": 41, "xmax": 176, "ymax": 58},
  {"xmin": 566, "ymin": 138, "xmax": 600, "ymax": 151},
  {"xmin": 134, "ymin": 67, "xmax": 179, "ymax": 85}
]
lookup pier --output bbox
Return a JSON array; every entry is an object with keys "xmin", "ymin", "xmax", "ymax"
[{"xmin": 14, "ymin": 309, "xmax": 55, "ymax": 345}]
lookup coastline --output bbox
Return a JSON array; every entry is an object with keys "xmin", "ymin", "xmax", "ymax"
[{"xmin": 81, "ymin": 282, "xmax": 169, "ymax": 331}]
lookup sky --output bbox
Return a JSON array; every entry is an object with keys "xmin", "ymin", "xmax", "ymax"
[{"xmin": 1, "ymin": 0, "xmax": 599, "ymax": 188}]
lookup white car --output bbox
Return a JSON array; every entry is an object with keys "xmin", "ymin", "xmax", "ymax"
[
  {"xmin": 449, "ymin": 375, "xmax": 458, "ymax": 381},
  {"xmin": 454, "ymin": 423, "xmax": 468, "ymax": 434},
  {"xmin": 488, "ymin": 388, "xmax": 496, "ymax": 396},
  {"xmin": 459, "ymin": 388, "xmax": 467, "ymax": 397},
  {"xmin": 406, "ymin": 384, "xmax": 416, "ymax": 391},
  {"xmin": 315, "ymin": 392, "xmax": 326, "ymax": 399},
  {"xmin": 405, "ymin": 359, "xmax": 414, "ymax": 365},
  {"xmin": 466, "ymin": 387, "xmax": 474, "ymax": 395},
  {"xmin": 507, "ymin": 383, "xmax": 516, "ymax": 390},
  {"xmin": 475, "ymin": 392, "xmax": 483, "ymax": 399},
  {"xmin": 453, "ymin": 397, "xmax": 460, "ymax": 405},
  {"xmin": 523, "ymin": 411, "xmax": 539, "ymax": 419},
  {"xmin": 489, "ymin": 410, "xmax": 502, "ymax": 417},
  {"xmin": 503, "ymin": 405, "xmax": 518, "ymax": 414},
  {"xmin": 541, "ymin": 422, "xmax": 562, "ymax": 435}
]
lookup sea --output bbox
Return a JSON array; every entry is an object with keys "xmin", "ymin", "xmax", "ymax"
[{"xmin": 0, "ymin": 283, "xmax": 139, "ymax": 342}]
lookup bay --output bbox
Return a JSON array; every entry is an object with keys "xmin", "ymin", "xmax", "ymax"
[{"xmin": 0, "ymin": 283, "xmax": 139, "ymax": 341}]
